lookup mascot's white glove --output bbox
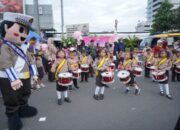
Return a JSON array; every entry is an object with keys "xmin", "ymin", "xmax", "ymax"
[
  {"xmin": 33, "ymin": 76, "xmax": 38, "ymax": 82},
  {"xmin": 11, "ymin": 79, "xmax": 23, "ymax": 91}
]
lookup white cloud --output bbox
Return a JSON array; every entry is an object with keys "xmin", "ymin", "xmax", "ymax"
[{"xmin": 28, "ymin": 0, "xmax": 147, "ymax": 32}]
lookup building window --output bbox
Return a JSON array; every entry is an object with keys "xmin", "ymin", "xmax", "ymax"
[{"xmin": 153, "ymin": 2, "xmax": 161, "ymax": 7}]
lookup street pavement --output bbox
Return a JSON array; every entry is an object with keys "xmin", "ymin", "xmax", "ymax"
[{"xmin": 0, "ymin": 72, "xmax": 180, "ymax": 130}]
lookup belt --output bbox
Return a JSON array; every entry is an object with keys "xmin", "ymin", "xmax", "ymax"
[{"xmin": 0, "ymin": 71, "xmax": 30, "ymax": 79}]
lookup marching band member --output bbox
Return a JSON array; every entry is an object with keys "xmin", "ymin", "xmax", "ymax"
[
  {"xmin": 172, "ymin": 49, "xmax": 180, "ymax": 82},
  {"xmin": 68, "ymin": 47, "xmax": 80, "ymax": 89},
  {"xmin": 80, "ymin": 50, "xmax": 91, "ymax": 82},
  {"xmin": 151, "ymin": 52, "xmax": 160, "ymax": 82},
  {"xmin": 93, "ymin": 48, "xmax": 109, "ymax": 100},
  {"xmin": 144, "ymin": 48, "xmax": 153, "ymax": 78},
  {"xmin": 155, "ymin": 50, "xmax": 172, "ymax": 99},
  {"xmin": 51, "ymin": 50, "xmax": 71, "ymax": 105},
  {"xmin": 44, "ymin": 38, "xmax": 57, "ymax": 82},
  {"xmin": 118, "ymin": 52, "xmax": 141, "ymax": 95}
]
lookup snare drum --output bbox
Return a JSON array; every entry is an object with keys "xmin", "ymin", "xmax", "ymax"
[
  {"xmin": 146, "ymin": 63, "xmax": 152, "ymax": 68},
  {"xmin": 117, "ymin": 70, "xmax": 131, "ymax": 84},
  {"xmin": 72, "ymin": 69, "xmax": 82, "ymax": 79},
  {"xmin": 152, "ymin": 71, "xmax": 167, "ymax": 82},
  {"xmin": 133, "ymin": 67, "xmax": 142, "ymax": 77},
  {"xmin": 175, "ymin": 66, "xmax": 180, "ymax": 74},
  {"xmin": 101, "ymin": 72, "xmax": 114, "ymax": 84},
  {"xmin": 81, "ymin": 64, "xmax": 89, "ymax": 72},
  {"xmin": 109, "ymin": 63, "xmax": 115, "ymax": 70},
  {"xmin": 58, "ymin": 72, "xmax": 73, "ymax": 86},
  {"xmin": 150, "ymin": 66, "xmax": 156, "ymax": 72}
]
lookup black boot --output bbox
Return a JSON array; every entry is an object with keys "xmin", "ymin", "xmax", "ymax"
[
  {"xmin": 58, "ymin": 99, "xmax": 63, "ymax": 105},
  {"xmin": 64, "ymin": 97, "xmax": 71, "ymax": 103},
  {"xmin": 93, "ymin": 94, "xmax": 99, "ymax": 100},
  {"xmin": 125, "ymin": 89, "xmax": 130, "ymax": 94},
  {"xmin": 69, "ymin": 85, "xmax": 72, "ymax": 90},
  {"xmin": 19, "ymin": 105, "xmax": 37, "ymax": 118},
  {"xmin": 99, "ymin": 94, "xmax": 104, "ymax": 100},
  {"xmin": 75, "ymin": 86, "xmax": 79, "ymax": 89},
  {"xmin": 166, "ymin": 94, "xmax": 173, "ymax": 100},
  {"xmin": 8, "ymin": 114, "xmax": 22, "ymax": 130}
]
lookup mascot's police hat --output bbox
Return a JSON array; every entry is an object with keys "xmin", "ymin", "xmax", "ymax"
[{"xmin": 3, "ymin": 12, "xmax": 34, "ymax": 29}]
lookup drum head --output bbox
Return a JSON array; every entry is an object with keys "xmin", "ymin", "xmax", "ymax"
[
  {"xmin": 58, "ymin": 72, "xmax": 72, "ymax": 78},
  {"xmin": 117, "ymin": 70, "xmax": 130, "ymax": 78},
  {"xmin": 101, "ymin": 72, "xmax": 113, "ymax": 77},
  {"xmin": 73, "ymin": 69, "xmax": 82, "ymax": 73},
  {"xmin": 134, "ymin": 67, "xmax": 142, "ymax": 72},
  {"xmin": 81, "ymin": 64, "xmax": 89, "ymax": 68}
]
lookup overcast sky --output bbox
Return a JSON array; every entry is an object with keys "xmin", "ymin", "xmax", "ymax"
[{"xmin": 26, "ymin": 0, "xmax": 147, "ymax": 32}]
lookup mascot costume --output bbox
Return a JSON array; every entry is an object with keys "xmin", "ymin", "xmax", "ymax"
[{"xmin": 0, "ymin": 12, "xmax": 38, "ymax": 130}]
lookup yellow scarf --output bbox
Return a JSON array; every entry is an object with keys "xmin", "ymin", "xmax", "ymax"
[
  {"xmin": 123, "ymin": 59, "xmax": 131, "ymax": 68},
  {"xmin": 175, "ymin": 58, "xmax": 180, "ymax": 64},
  {"xmin": 96, "ymin": 58, "xmax": 105, "ymax": 76},
  {"xmin": 55, "ymin": 59, "xmax": 66, "ymax": 80},
  {"xmin": 157, "ymin": 57, "xmax": 167, "ymax": 68},
  {"xmin": 147, "ymin": 53, "xmax": 153, "ymax": 62},
  {"xmin": 81, "ymin": 56, "xmax": 87, "ymax": 64}
]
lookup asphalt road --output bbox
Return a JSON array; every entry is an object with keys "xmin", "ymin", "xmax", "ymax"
[{"xmin": 0, "ymin": 72, "xmax": 180, "ymax": 130}]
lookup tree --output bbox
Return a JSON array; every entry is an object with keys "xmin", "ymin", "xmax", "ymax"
[
  {"xmin": 151, "ymin": 0, "xmax": 174, "ymax": 33},
  {"xmin": 123, "ymin": 35, "xmax": 139, "ymax": 49},
  {"xmin": 173, "ymin": 6, "xmax": 180, "ymax": 30}
]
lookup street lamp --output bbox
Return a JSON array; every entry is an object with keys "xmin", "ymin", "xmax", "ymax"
[{"xmin": 60, "ymin": 0, "xmax": 64, "ymax": 37}]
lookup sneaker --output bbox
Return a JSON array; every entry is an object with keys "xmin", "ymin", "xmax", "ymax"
[
  {"xmin": 99, "ymin": 94, "xmax": 104, "ymax": 100},
  {"xmin": 166, "ymin": 94, "xmax": 173, "ymax": 100},
  {"xmin": 125, "ymin": 89, "xmax": 130, "ymax": 94},
  {"xmin": 93, "ymin": 95, "xmax": 99, "ymax": 100},
  {"xmin": 64, "ymin": 98, "xmax": 71, "ymax": 103},
  {"xmin": 58, "ymin": 99, "xmax": 63, "ymax": 105},
  {"xmin": 160, "ymin": 91, "xmax": 164, "ymax": 96},
  {"xmin": 36, "ymin": 85, "xmax": 41, "ymax": 89},
  {"xmin": 40, "ymin": 83, "xmax": 45, "ymax": 88},
  {"xmin": 135, "ymin": 89, "xmax": 141, "ymax": 95}
]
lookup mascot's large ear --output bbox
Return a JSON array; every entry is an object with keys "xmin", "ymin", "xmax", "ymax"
[{"xmin": 0, "ymin": 21, "xmax": 14, "ymax": 38}]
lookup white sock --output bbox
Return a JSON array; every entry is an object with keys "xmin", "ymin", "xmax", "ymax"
[
  {"xmin": 95, "ymin": 86, "xmax": 100, "ymax": 95},
  {"xmin": 159, "ymin": 84, "xmax": 164, "ymax": 92},
  {"xmin": 164, "ymin": 84, "xmax": 170, "ymax": 95},
  {"xmin": 100, "ymin": 87, "xmax": 105, "ymax": 94},
  {"xmin": 134, "ymin": 84, "xmax": 139, "ymax": 90},
  {"xmin": 126, "ymin": 87, "xmax": 130, "ymax": 90},
  {"xmin": 64, "ymin": 91, "xmax": 68, "ymax": 98},
  {"xmin": 57, "ymin": 91, "xmax": 61, "ymax": 99}
]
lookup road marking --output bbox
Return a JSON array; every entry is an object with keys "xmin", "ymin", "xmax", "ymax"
[{"xmin": 39, "ymin": 117, "xmax": 47, "ymax": 122}]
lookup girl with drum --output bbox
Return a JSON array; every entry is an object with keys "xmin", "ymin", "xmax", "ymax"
[
  {"xmin": 93, "ymin": 48, "xmax": 109, "ymax": 100},
  {"xmin": 118, "ymin": 52, "xmax": 141, "ymax": 95},
  {"xmin": 51, "ymin": 50, "xmax": 71, "ymax": 105},
  {"xmin": 67, "ymin": 47, "xmax": 80, "ymax": 89},
  {"xmin": 172, "ymin": 49, "xmax": 180, "ymax": 82},
  {"xmin": 79, "ymin": 50, "xmax": 91, "ymax": 82},
  {"xmin": 155, "ymin": 50, "xmax": 172, "ymax": 99}
]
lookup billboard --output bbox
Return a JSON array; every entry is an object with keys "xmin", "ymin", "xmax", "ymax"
[
  {"xmin": 0, "ymin": 0, "xmax": 23, "ymax": 18},
  {"xmin": 66, "ymin": 23, "xmax": 89, "ymax": 37}
]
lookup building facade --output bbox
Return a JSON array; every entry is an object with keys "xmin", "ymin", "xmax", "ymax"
[
  {"xmin": 147, "ymin": 0, "xmax": 180, "ymax": 22},
  {"xmin": 135, "ymin": 21, "xmax": 152, "ymax": 32},
  {"xmin": 25, "ymin": 4, "xmax": 54, "ymax": 31}
]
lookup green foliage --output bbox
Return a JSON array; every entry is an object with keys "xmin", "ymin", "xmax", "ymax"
[
  {"xmin": 173, "ymin": 6, "xmax": 180, "ymax": 30},
  {"xmin": 62, "ymin": 37, "xmax": 76, "ymax": 47},
  {"xmin": 151, "ymin": 0, "xmax": 176, "ymax": 33},
  {"xmin": 123, "ymin": 35, "xmax": 139, "ymax": 49}
]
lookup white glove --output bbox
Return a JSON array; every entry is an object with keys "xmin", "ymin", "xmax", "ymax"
[
  {"xmin": 33, "ymin": 76, "xmax": 38, "ymax": 82},
  {"xmin": 11, "ymin": 79, "xmax": 23, "ymax": 91}
]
